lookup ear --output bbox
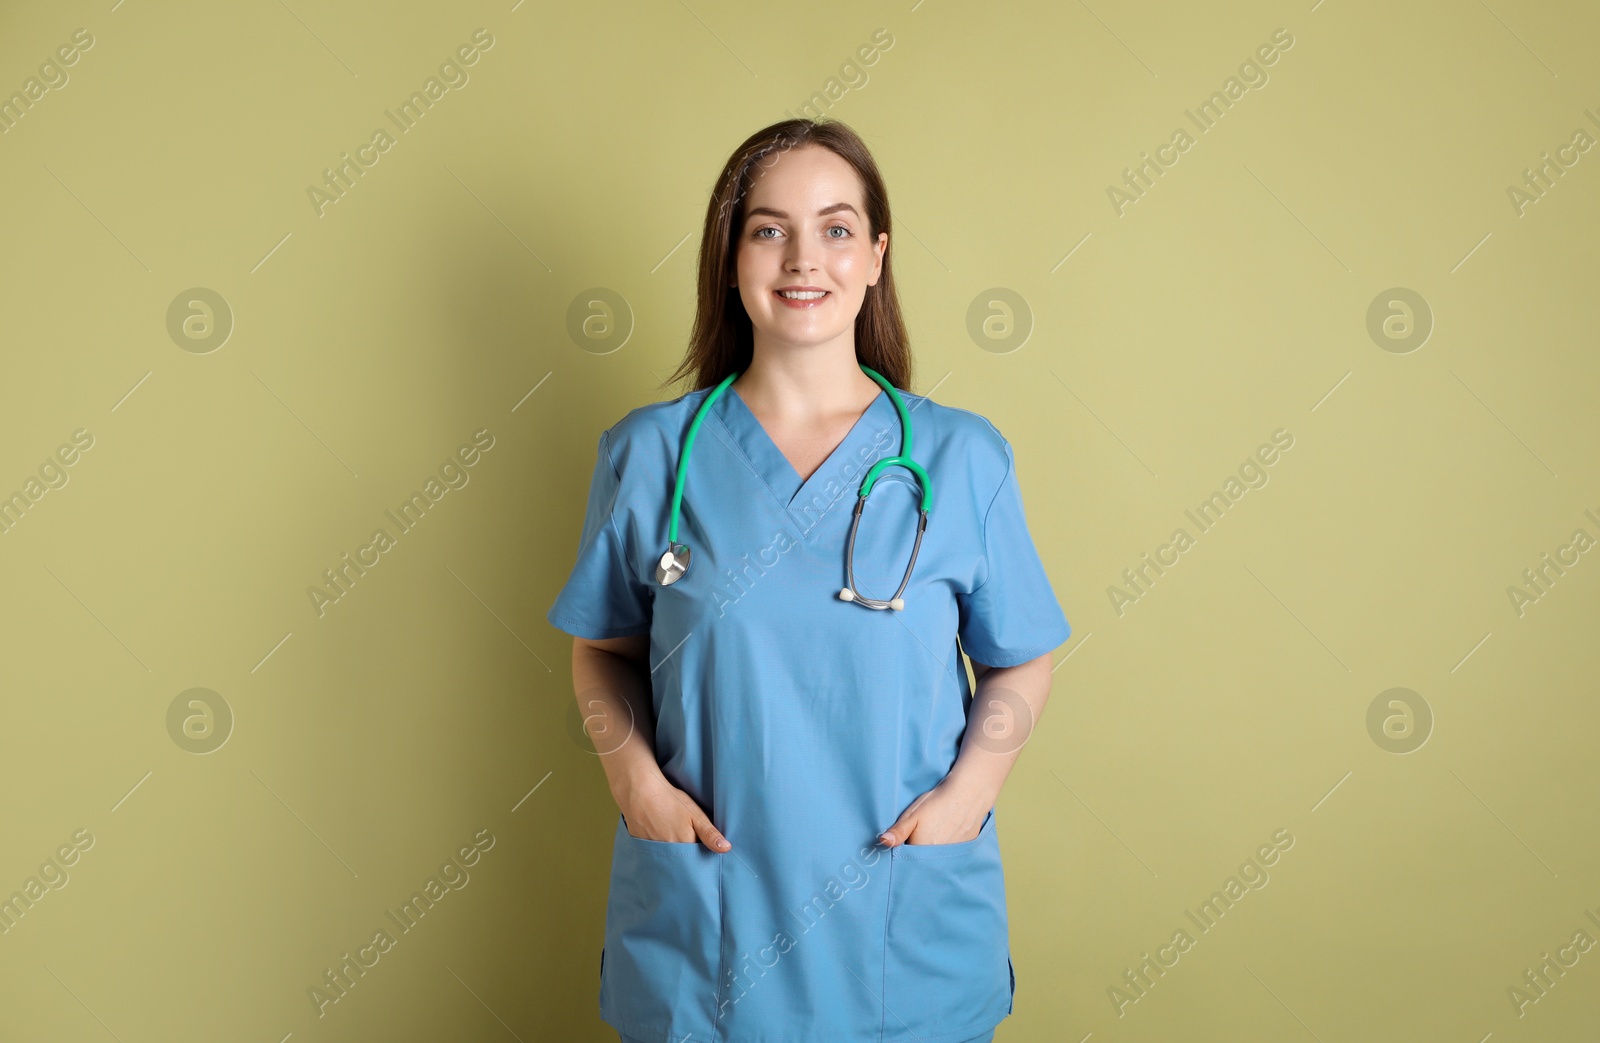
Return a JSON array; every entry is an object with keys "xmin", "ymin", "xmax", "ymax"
[{"xmin": 866, "ymin": 231, "xmax": 888, "ymax": 287}]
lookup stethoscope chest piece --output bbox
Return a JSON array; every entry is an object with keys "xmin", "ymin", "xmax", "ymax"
[{"xmin": 656, "ymin": 542, "xmax": 691, "ymax": 585}]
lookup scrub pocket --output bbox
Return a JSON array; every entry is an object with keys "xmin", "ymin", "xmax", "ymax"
[
  {"xmin": 601, "ymin": 813, "xmax": 723, "ymax": 1037},
  {"xmin": 883, "ymin": 809, "xmax": 1012, "ymax": 1040}
]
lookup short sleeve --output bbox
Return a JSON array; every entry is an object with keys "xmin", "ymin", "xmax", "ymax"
[
  {"xmin": 956, "ymin": 439, "xmax": 1072, "ymax": 667},
  {"xmin": 546, "ymin": 429, "xmax": 653, "ymax": 640}
]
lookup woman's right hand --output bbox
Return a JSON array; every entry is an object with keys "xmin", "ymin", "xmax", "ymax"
[{"xmin": 619, "ymin": 772, "xmax": 731, "ymax": 851}]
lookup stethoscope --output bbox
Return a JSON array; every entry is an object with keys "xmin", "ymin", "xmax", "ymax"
[{"xmin": 654, "ymin": 364, "xmax": 932, "ymax": 610}]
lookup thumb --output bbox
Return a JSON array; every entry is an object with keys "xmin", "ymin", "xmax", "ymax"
[
  {"xmin": 878, "ymin": 810, "xmax": 920, "ymax": 848},
  {"xmin": 880, "ymin": 791, "xmax": 933, "ymax": 847},
  {"xmin": 694, "ymin": 813, "xmax": 732, "ymax": 852},
  {"xmin": 665, "ymin": 787, "xmax": 730, "ymax": 851}
]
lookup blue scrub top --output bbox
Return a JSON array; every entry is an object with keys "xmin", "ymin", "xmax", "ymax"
[{"xmin": 548, "ymin": 381, "xmax": 1071, "ymax": 1043}]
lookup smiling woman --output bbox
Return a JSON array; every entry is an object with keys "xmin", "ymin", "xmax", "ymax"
[{"xmin": 548, "ymin": 118, "xmax": 1072, "ymax": 1043}]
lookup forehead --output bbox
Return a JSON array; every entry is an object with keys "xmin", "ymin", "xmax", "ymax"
[{"xmin": 741, "ymin": 145, "xmax": 865, "ymax": 216}]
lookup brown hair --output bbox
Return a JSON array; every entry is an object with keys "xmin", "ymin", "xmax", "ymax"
[{"xmin": 660, "ymin": 118, "xmax": 913, "ymax": 393}]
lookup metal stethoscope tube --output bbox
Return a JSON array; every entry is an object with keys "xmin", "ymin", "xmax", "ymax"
[{"xmin": 839, "ymin": 496, "xmax": 929, "ymax": 611}]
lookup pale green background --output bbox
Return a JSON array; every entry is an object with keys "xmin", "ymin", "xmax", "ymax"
[{"xmin": 1, "ymin": 0, "xmax": 1597, "ymax": 1040}]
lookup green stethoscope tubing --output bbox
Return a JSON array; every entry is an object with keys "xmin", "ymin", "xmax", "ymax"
[
  {"xmin": 666, "ymin": 369, "xmax": 739, "ymax": 545},
  {"xmin": 661, "ymin": 363, "xmax": 932, "ymax": 610}
]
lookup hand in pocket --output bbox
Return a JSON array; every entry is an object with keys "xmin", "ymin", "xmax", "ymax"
[
  {"xmin": 879, "ymin": 777, "xmax": 990, "ymax": 846},
  {"xmin": 619, "ymin": 773, "xmax": 731, "ymax": 850}
]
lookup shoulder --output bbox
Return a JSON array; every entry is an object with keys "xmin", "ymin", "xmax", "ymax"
[
  {"xmin": 597, "ymin": 387, "xmax": 714, "ymax": 474},
  {"xmin": 910, "ymin": 394, "xmax": 1007, "ymax": 445},
  {"xmin": 904, "ymin": 393, "xmax": 1013, "ymax": 484}
]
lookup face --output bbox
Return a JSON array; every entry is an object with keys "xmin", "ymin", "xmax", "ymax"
[{"xmin": 730, "ymin": 144, "xmax": 889, "ymax": 356}]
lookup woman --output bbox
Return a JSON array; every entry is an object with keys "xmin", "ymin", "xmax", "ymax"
[{"xmin": 548, "ymin": 118, "xmax": 1071, "ymax": 1043}]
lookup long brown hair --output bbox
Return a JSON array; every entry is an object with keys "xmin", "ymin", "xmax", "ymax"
[{"xmin": 661, "ymin": 118, "xmax": 913, "ymax": 393}]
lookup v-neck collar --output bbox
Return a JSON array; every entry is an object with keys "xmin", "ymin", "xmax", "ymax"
[{"xmin": 711, "ymin": 381, "xmax": 899, "ymax": 520}]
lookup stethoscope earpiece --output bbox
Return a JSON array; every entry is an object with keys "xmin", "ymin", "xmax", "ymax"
[
  {"xmin": 838, "ymin": 589, "xmax": 903, "ymax": 610},
  {"xmin": 661, "ymin": 364, "xmax": 932, "ymax": 611}
]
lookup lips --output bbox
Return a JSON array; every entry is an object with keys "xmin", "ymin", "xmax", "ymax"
[{"xmin": 774, "ymin": 288, "xmax": 830, "ymax": 308}]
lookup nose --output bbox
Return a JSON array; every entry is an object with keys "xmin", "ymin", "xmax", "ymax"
[{"xmin": 783, "ymin": 234, "xmax": 819, "ymax": 273}]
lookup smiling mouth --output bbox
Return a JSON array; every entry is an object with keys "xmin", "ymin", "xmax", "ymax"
[{"xmin": 774, "ymin": 289, "xmax": 830, "ymax": 306}]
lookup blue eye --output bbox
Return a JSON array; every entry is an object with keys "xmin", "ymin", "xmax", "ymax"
[{"xmin": 752, "ymin": 225, "xmax": 853, "ymax": 240}]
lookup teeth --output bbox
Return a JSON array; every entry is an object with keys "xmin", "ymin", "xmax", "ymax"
[{"xmin": 778, "ymin": 290, "xmax": 828, "ymax": 300}]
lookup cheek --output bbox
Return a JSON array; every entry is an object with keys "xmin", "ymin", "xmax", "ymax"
[
  {"xmin": 831, "ymin": 248, "xmax": 873, "ymax": 283},
  {"xmin": 738, "ymin": 243, "xmax": 776, "ymax": 277},
  {"xmin": 733, "ymin": 247, "xmax": 762, "ymax": 291}
]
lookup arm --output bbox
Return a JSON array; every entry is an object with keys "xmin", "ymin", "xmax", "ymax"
[
  {"xmin": 945, "ymin": 651, "xmax": 1056, "ymax": 811},
  {"xmin": 571, "ymin": 633, "xmax": 657, "ymax": 810},
  {"xmin": 571, "ymin": 634, "xmax": 732, "ymax": 849},
  {"xmin": 877, "ymin": 650, "xmax": 1056, "ymax": 846}
]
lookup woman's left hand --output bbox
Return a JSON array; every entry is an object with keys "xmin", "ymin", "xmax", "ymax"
[{"xmin": 878, "ymin": 777, "xmax": 990, "ymax": 847}]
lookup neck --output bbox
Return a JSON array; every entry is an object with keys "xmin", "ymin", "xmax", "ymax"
[{"xmin": 732, "ymin": 342, "xmax": 880, "ymax": 421}]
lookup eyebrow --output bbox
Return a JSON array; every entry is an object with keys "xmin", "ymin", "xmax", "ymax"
[{"xmin": 744, "ymin": 202, "xmax": 860, "ymax": 223}]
